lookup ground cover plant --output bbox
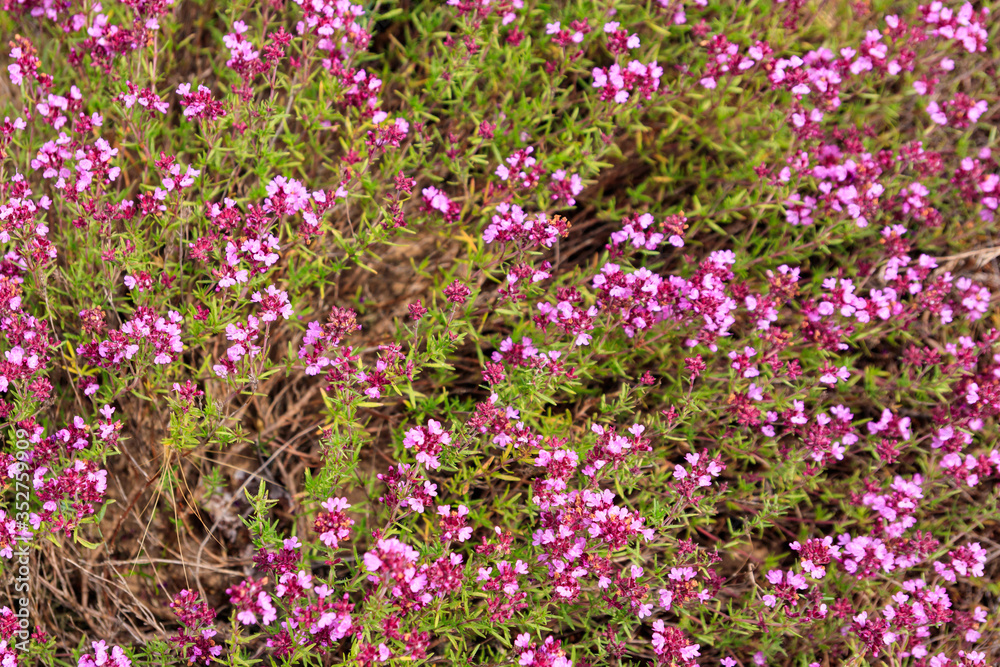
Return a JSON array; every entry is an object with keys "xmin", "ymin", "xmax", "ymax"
[{"xmin": 1, "ymin": 0, "xmax": 999, "ymax": 664}]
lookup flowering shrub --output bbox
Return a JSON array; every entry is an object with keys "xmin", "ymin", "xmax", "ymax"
[{"xmin": 1, "ymin": 0, "xmax": 999, "ymax": 665}]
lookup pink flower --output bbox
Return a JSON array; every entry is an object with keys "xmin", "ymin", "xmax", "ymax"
[{"xmin": 403, "ymin": 419, "xmax": 453, "ymax": 469}]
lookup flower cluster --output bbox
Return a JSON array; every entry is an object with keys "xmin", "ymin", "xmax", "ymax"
[
  {"xmin": 402, "ymin": 420, "xmax": 454, "ymax": 470},
  {"xmin": 4, "ymin": 0, "xmax": 1000, "ymax": 665}
]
